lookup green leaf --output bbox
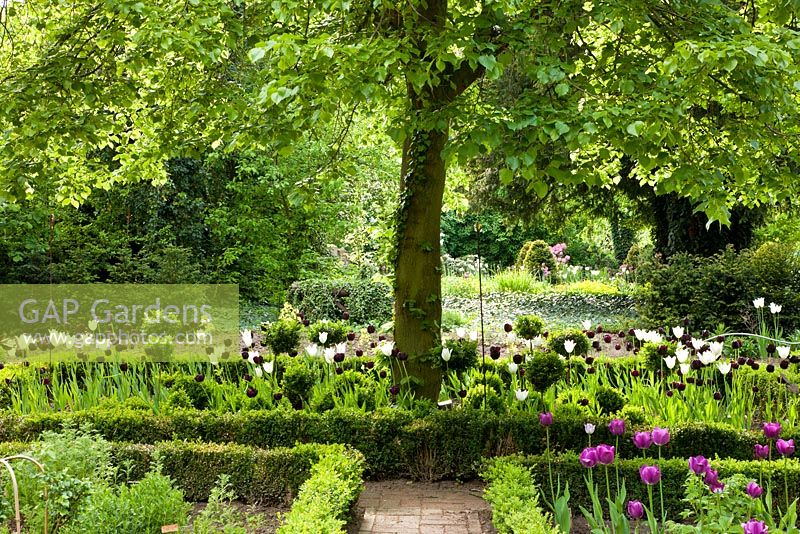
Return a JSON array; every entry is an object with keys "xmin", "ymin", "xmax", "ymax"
[
  {"xmin": 478, "ymin": 55, "xmax": 497, "ymax": 71},
  {"xmin": 499, "ymin": 168, "xmax": 514, "ymax": 185},
  {"xmin": 248, "ymin": 47, "xmax": 265, "ymax": 63},
  {"xmin": 555, "ymin": 83, "xmax": 569, "ymax": 96},
  {"xmin": 532, "ymin": 181, "xmax": 548, "ymax": 198},
  {"xmin": 626, "ymin": 121, "xmax": 644, "ymax": 137}
]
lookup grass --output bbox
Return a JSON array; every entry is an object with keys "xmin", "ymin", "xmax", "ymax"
[{"xmin": 441, "ymin": 268, "xmax": 629, "ymax": 298}]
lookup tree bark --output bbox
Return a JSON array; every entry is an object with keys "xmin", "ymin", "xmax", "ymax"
[{"xmin": 393, "ymin": 128, "xmax": 448, "ymax": 400}]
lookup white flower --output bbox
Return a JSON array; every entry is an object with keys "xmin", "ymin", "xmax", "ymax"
[
  {"xmin": 318, "ymin": 331, "xmax": 328, "ymax": 344},
  {"xmin": 708, "ymin": 341, "xmax": 724, "ymax": 357},
  {"xmin": 441, "ymin": 347, "xmax": 452, "ymax": 362},
  {"xmin": 679, "ymin": 363, "xmax": 691, "ymax": 375},
  {"xmin": 585, "ymin": 423, "xmax": 596, "ymax": 435},
  {"xmin": 306, "ymin": 344, "xmax": 319, "ymax": 357},
  {"xmin": 564, "ymin": 340, "xmax": 577, "ymax": 354},
  {"xmin": 379, "ymin": 341, "xmax": 394, "ymax": 357},
  {"xmin": 255, "ymin": 367, "xmax": 263, "ymax": 377},
  {"xmin": 531, "ymin": 335, "xmax": 544, "ymax": 348},
  {"xmin": 336, "ymin": 342, "xmax": 347, "ymax": 355},
  {"xmin": 634, "ymin": 329, "xmax": 646, "ymax": 341},
  {"xmin": 515, "ymin": 389, "xmax": 529, "ymax": 402},
  {"xmin": 717, "ymin": 362, "xmax": 731, "ymax": 375},
  {"xmin": 664, "ymin": 356, "xmax": 676, "ymax": 369},
  {"xmin": 263, "ymin": 361, "xmax": 274, "ymax": 374},
  {"xmin": 241, "ymin": 330, "xmax": 253, "ymax": 348},
  {"xmin": 582, "ymin": 320, "xmax": 593, "ymax": 331},
  {"xmin": 558, "ymin": 355, "xmax": 566, "ymax": 361},
  {"xmin": 456, "ymin": 327, "xmax": 466, "ymax": 339},
  {"xmin": 324, "ymin": 347, "xmax": 336, "ymax": 364},
  {"xmin": 778, "ymin": 345, "xmax": 791, "ymax": 359},
  {"xmin": 699, "ymin": 350, "xmax": 718, "ymax": 366},
  {"xmin": 507, "ymin": 361, "xmax": 518, "ymax": 374},
  {"xmin": 469, "ymin": 331, "xmax": 478, "ymax": 341},
  {"xmin": 672, "ymin": 326, "xmax": 684, "ymax": 339},
  {"xmin": 507, "ymin": 332, "xmax": 517, "ymax": 343},
  {"xmin": 591, "ymin": 270, "xmax": 600, "ymax": 277},
  {"xmin": 753, "ymin": 297, "xmax": 765, "ymax": 309},
  {"xmin": 770, "ymin": 302, "xmax": 782, "ymax": 314},
  {"xmin": 691, "ymin": 338, "xmax": 704, "ymax": 351},
  {"xmin": 675, "ymin": 347, "xmax": 690, "ymax": 363},
  {"xmin": 247, "ymin": 350, "xmax": 259, "ymax": 363}
]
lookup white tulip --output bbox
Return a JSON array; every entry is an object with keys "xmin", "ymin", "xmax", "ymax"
[
  {"xmin": 469, "ymin": 331, "xmax": 478, "ymax": 341},
  {"xmin": 318, "ymin": 331, "xmax": 329, "ymax": 344},
  {"xmin": 241, "ymin": 330, "xmax": 253, "ymax": 348},
  {"xmin": 691, "ymin": 338, "xmax": 704, "ymax": 351},
  {"xmin": 564, "ymin": 340, "xmax": 577, "ymax": 354},
  {"xmin": 263, "ymin": 361, "xmax": 274, "ymax": 374},
  {"xmin": 664, "ymin": 356, "xmax": 676, "ymax": 369},
  {"xmin": 507, "ymin": 332, "xmax": 517, "ymax": 343},
  {"xmin": 778, "ymin": 346, "xmax": 791, "ymax": 359},
  {"xmin": 582, "ymin": 320, "xmax": 593, "ymax": 331},
  {"xmin": 515, "ymin": 389, "xmax": 529, "ymax": 401},
  {"xmin": 708, "ymin": 341, "xmax": 724, "ymax": 357},
  {"xmin": 441, "ymin": 347, "xmax": 452, "ymax": 362},
  {"xmin": 306, "ymin": 344, "xmax": 319, "ymax": 357},
  {"xmin": 675, "ymin": 347, "xmax": 690, "ymax": 363},
  {"xmin": 679, "ymin": 363, "xmax": 691, "ymax": 375},
  {"xmin": 585, "ymin": 423, "xmax": 596, "ymax": 435},
  {"xmin": 753, "ymin": 297, "xmax": 765, "ymax": 309},
  {"xmin": 456, "ymin": 327, "xmax": 466, "ymax": 339},
  {"xmin": 634, "ymin": 329, "xmax": 646, "ymax": 341},
  {"xmin": 699, "ymin": 350, "xmax": 718, "ymax": 365},
  {"xmin": 324, "ymin": 347, "xmax": 336, "ymax": 364},
  {"xmin": 248, "ymin": 350, "xmax": 259, "ymax": 363},
  {"xmin": 379, "ymin": 341, "xmax": 394, "ymax": 357},
  {"xmin": 531, "ymin": 335, "xmax": 544, "ymax": 347},
  {"xmin": 507, "ymin": 361, "xmax": 518, "ymax": 374},
  {"xmin": 672, "ymin": 326, "xmax": 684, "ymax": 339},
  {"xmin": 336, "ymin": 342, "xmax": 347, "ymax": 355},
  {"xmin": 770, "ymin": 302, "xmax": 782, "ymax": 314},
  {"xmin": 255, "ymin": 367, "xmax": 263, "ymax": 377},
  {"xmin": 717, "ymin": 362, "xmax": 731, "ymax": 375}
]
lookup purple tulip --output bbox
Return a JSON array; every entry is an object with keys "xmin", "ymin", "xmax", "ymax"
[
  {"xmin": 652, "ymin": 427, "xmax": 670, "ymax": 446},
  {"xmin": 627, "ymin": 500, "xmax": 644, "ymax": 520},
  {"xmin": 539, "ymin": 412, "xmax": 554, "ymax": 427},
  {"xmin": 596, "ymin": 444, "xmax": 615, "ymax": 465},
  {"xmin": 747, "ymin": 481, "xmax": 763, "ymax": 499},
  {"xmin": 704, "ymin": 468, "xmax": 719, "ymax": 485},
  {"xmin": 763, "ymin": 422, "xmax": 781, "ymax": 439},
  {"xmin": 708, "ymin": 481, "xmax": 725, "ymax": 493},
  {"xmin": 754, "ymin": 444, "xmax": 770, "ymax": 460},
  {"xmin": 609, "ymin": 419, "xmax": 626, "ymax": 436},
  {"xmin": 580, "ymin": 447, "xmax": 598, "ymax": 468},
  {"xmin": 741, "ymin": 519, "xmax": 768, "ymax": 534},
  {"xmin": 688, "ymin": 456, "xmax": 708, "ymax": 475},
  {"xmin": 633, "ymin": 431, "xmax": 653, "ymax": 450},
  {"xmin": 639, "ymin": 464, "xmax": 661, "ymax": 485},
  {"xmin": 776, "ymin": 439, "xmax": 795, "ymax": 457}
]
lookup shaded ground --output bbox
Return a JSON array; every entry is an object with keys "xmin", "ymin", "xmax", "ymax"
[
  {"xmin": 354, "ymin": 480, "xmax": 496, "ymax": 534},
  {"xmin": 188, "ymin": 501, "xmax": 288, "ymax": 533}
]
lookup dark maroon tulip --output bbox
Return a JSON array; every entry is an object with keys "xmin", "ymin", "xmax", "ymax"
[
  {"xmin": 766, "ymin": 364, "xmax": 775, "ymax": 373},
  {"xmin": 617, "ymin": 330, "xmax": 625, "ymax": 338},
  {"xmin": 691, "ymin": 359, "xmax": 702, "ymax": 370},
  {"xmin": 355, "ymin": 349, "xmax": 364, "ymax": 357},
  {"xmin": 780, "ymin": 360, "xmax": 789, "ymax": 370},
  {"xmin": 614, "ymin": 344, "xmax": 622, "ymax": 350},
  {"xmin": 714, "ymin": 391, "xmax": 722, "ymax": 401},
  {"xmin": 587, "ymin": 331, "xmax": 596, "ymax": 339},
  {"xmin": 791, "ymin": 356, "xmax": 800, "ymax": 364},
  {"xmin": 753, "ymin": 386, "xmax": 759, "ymax": 393},
  {"xmin": 543, "ymin": 331, "xmax": 549, "ymax": 338},
  {"xmin": 602, "ymin": 334, "xmax": 612, "ymax": 344},
  {"xmin": 579, "ymin": 398, "xmax": 589, "ymax": 406},
  {"xmin": 585, "ymin": 356, "xmax": 595, "ymax": 365},
  {"xmin": 389, "ymin": 384, "xmax": 400, "ymax": 396},
  {"xmin": 458, "ymin": 389, "xmax": 467, "ymax": 398},
  {"xmin": 335, "ymin": 367, "xmax": 344, "ymax": 375},
  {"xmin": 290, "ymin": 350, "xmax": 298, "ymax": 357},
  {"xmin": 658, "ymin": 345, "xmax": 668, "ymax": 355},
  {"xmin": 513, "ymin": 353, "xmax": 524, "ymax": 364},
  {"xmin": 490, "ymin": 345, "xmax": 501, "ymax": 360},
  {"xmin": 241, "ymin": 350, "xmax": 249, "ymax": 360},
  {"xmin": 628, "ymin": 328, "xmax": 636, "ymax": 336},
  {"xmin": 666, "ymin": 390, "xmax": 674, "ymax": 397},
  {"xmin": 657, "ymin": 327, "xmax": 665, "ymax": 335},
  {"xmin": 738, "ymin": 356, "xmax": 747, "ymax": 365},
  {"xmin": 253, "ymin": 355, "xmax": 264, "ymax": 364},
  {"xmin": 365, "ymin": 361, "xmax": 374, "ymax": 369},
  {"xmin": 334, "ymin": 353, "xmax": 345, "ymax": 363},
  {"xmin": 4, "ymin": 378, "xmax": 11, "ymax": 385},
  {"xmin": 504, "ymin": 323, "xmax": 513, "ymax": 333},
  {"xmin": 194, "ymin": 374, "xmax": 205, "ymax": 383},
  {"xmin": 398, "ymin": 351, "xmax": 409, "ymax": 361},
  {"xmin": 367, "ymin": 325, "xmax": 376, "ymax": 334},
  {"xmin": 702, "ymin": 329, "xmax": 710, "ymax": 338},
  {"xmin": 273, "ymin": 392, "xmax": 283, "ymax": 401},
  {"xmin": 592, "ymin": 340, "xmax": 600, "ymax": 350},
  {"xmin": 303, "ymin": 319, "xmax": 310, "ymax": 327},
  {"xmin": 243, "ymin": 374, "xmax": 252, "ymax": 382},
  {"xmin": 391, "ymin": 348, "xmax": 399, "ymax": 357},
  {"xmin": 732, "ymin": 362, "xmax": 740, "ymax": 370},
  {"xmin": 0, "ymin": 363, "xmax": 4, "ymax": 370},
  {"xmin": 626, "ymin": 342, "xmax": 634, "ymax": 351},
  {"xmin": 119, "ymin": 362, "xmax": 128, "ymax": 372},
  {"xmin": 42, "ymin": 378, "xmax": 51, "ymax": 386},
  {"xmin": 379, "ymin": 370, "xmax": 387, "ymax": 379},
  {"xmin": 677, "ymin": 382, "xmax": 686, "ymax": 391},
  {"xmin": 519, "ymin": 368, "xmax": 526, "ymax": 376},
  {"xmin": 631, "ymin": 369, "xmax": 640, "ymax": 377},
  {"xmin": 767, "ymin": 343, "xmax": 776, "ymax": 354},
  {"xmin": 379, "ymin": 335, "xmax": 387, "ymax": 341},
  {"xmin": 681, "ymin": 333, "xmax": 692, "ymax": 343},
  {"xmin": 687, "ymin": 377, "xmax": 695, "ymax": 384},
  {"xmin": 716, "ymin": 335, "xmax": 725, "ymax": 343},
  {"xmin": 587, "ymin": 367, "xmax": 596, "ymax": 374},
  {"xmin": 347, "ymin": 332, "xmax": 356, "ymax": 341},
  {"xmin": 683, "ymin": 317, "xmax": 690, "ymax": 326},
  {"xmin": 246, "ymin": 386, "xmax": 257, "ymax": 398},
  {"xmin": 370, "ymin": 342, "xmax": 377, "ymax": 348},
  {"xmin": 732, "ymin": 340, "xmax": 742, "ymax": 349},
  {"xmin": 342, "ymin": 312, "xmax": 350, "ymax": 320},
  {"xmin": 752, "ymin": 362, "xmax": 760, "ymax": 370}
]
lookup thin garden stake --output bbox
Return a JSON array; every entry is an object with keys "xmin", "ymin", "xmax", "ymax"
[{"xmin": 475, "ymin": 223, "xmax": 487, "ymax": 409}]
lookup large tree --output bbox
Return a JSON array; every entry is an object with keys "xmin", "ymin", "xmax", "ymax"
[{"xmin": 2, "ymin": 0, "xmax": 800, "ymax": 399}]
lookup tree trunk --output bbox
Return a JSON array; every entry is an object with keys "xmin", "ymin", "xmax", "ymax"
[{"xmin": 392, "ymin": 128, "xmax": 447, "ymax": 401}]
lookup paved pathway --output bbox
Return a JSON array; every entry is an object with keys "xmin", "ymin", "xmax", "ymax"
[{"xmin": 354, "ymin": 480, "xmax": 496, "ymax": 534}]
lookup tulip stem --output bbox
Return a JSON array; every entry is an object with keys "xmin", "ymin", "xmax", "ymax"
[
  {"xmin": 546, "ymin": 427, "xmax": 555, "ymax": 506},
  {"xmin": 604, "ymin": 465, "xmax": 614, "ymax": 534},
  {"xmin": 614, "ymin": 436, "xmax": 620, "ymax": 494},
  {"xmin": 784, "ymin": 456, "xmax": 789, "ymax": 510},
  {"xmin": 658, "ymin": 448, "xmax": 665, "ymax": 524}
]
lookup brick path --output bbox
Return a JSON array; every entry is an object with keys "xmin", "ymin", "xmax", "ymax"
[{"xmin": 354, "ymin": 480, "xmax": 497, "ymax": 534}]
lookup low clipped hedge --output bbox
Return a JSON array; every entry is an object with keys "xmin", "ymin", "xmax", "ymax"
[
  {"xmin": 277, "ymin": 445, "xmax": 366, "ymax": 534},
  {"xmin": 1, "ymin": 408, "xmax": 795, "ymax": 480},
  {"xmin": 517, "ymin": 453, "xmax": 800, "ymax": 518},
  {"xmin": 0, "ymin": 440, "xmax": 352, "ymax": 503}
]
